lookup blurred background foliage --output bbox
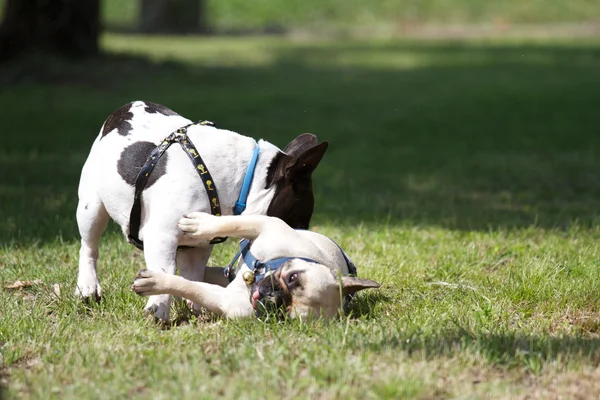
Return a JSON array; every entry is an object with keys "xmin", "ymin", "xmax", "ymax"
[
  {"xmin": 103, "ymin": 0, "xmax": 599, "ymax": 32},
  {"xmin": 2, "ymin": 0, "xmax": 598, "ymax": 33},
  {"xmin": 1, "ymin": 0, "xmax": 598, "ymax": 62}
]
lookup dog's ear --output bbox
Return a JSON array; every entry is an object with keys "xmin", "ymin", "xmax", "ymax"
[
  {"xmin": 340, "ymin": 276, "xmax": 380, "ymax": 297},
  {"xmin": 283, "ymin": 133, "xmax": 319, "ymax": 156},
  {"xmin": 286, "ymin": 141, "xmax": 328, "ymax": 178},
  {"xmin": 268, "ymin": 140, "xmax": 328, "ymax": 186}
]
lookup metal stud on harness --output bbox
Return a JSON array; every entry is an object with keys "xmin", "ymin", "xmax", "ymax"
[{"xmin": 128, "ymin": 120, "xmax": 226, "ymax": 250}]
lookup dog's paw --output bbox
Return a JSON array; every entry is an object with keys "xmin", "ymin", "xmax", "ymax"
[
  {"xmin": 75, "ymin": 281, "xmax": 102, "ymax": 303},
  {"xmin": 131, "ymin": 269, "xmax": 159, "ymax": 296},
  {"xmin": 133, "ymin": 273, "xmax": 171, "ymax": 323},
  {"xmin": 143, "ymin": 296, "xmax": 171, "ymax": 323},
  {"xmin": 178, "ymin": 212, "xmax": 218, "ymax": 239}
]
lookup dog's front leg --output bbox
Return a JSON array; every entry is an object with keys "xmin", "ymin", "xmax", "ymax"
[
  {"xmin": 178, "ymin": 213, "xmax": 295, "ymax": 242},
  {"xmin": 132, "ymin": 270, "xmax": 253, "ymax": 318},
  {"xmin": 141, "ymin": 229, "xmax": 179, "ymax": 322}
]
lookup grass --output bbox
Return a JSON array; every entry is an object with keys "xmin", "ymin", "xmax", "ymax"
[{"xmin": 1, "ymin": 33, "xmax": 600, "ymax": 398}]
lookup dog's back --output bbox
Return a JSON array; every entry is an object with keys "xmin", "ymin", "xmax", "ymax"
[{"xmin": 81, "ymin": 101, "xmax": 262, "ymax": 237}]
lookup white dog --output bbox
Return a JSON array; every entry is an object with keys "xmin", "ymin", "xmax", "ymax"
[
  {"xmin": 76, "ymin": 101, "xmax": 328, "ymax": 321},
  {"xmin": 132, "ymin": 212, "xmax": 380, "ymax": 319}
]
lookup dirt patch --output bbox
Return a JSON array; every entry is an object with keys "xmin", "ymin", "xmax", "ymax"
[
  {"xmin": 0, "ymin": 354, "xmax": 40, "ymax": 398},
  {"xmin": 519, "ymin": 366, "xmax": 600, "ymax": 399}
]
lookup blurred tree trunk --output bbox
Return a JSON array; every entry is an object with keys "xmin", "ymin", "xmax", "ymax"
[
  {"xmin": 141, "ymin": 0, "xmax": 207, "ymax": 34},
  {"xmin": 0, "ymin": 0, "xmax": 100, "ymax": 62}
]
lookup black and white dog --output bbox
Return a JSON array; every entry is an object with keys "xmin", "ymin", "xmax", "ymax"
[{"xmin": 76, "ymin": 101, "xmax": 328, "ymax": 322}]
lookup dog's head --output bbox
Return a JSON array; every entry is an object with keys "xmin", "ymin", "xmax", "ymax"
[
  {"xmin": 249, "ymin": 258, "xmax": 380, "ymax": 320},
  {"xmin": 266, "ymin": 134, "xmax": 328, "ymax": 230}
]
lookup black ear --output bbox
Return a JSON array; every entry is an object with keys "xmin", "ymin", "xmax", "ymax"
[
  {"xmin": 266, "ymin": 140, "xmax": 328, "ymax": 187},
  {"xmin": 286, "ymin": 141, "xmax": 328, "ymax": 179},
  {"xmin": 340, "ymin": 276, "xmax": 380, "ymax": 297},
  {"xmin": 283, "ymin": 133, "xmax": 319, "ymax": 156}
]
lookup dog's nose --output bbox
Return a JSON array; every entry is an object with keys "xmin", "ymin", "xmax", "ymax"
[
  {"xmin": 258, "ymin": 283, "xmax": 275, "ymax": 298},
  {"xmin": 251, "ymin": 289, "xmax": 260, "ymax": 310},
  {"xmin": 251, "ymin": 282, "xmax": 281, "ymax": 314}
]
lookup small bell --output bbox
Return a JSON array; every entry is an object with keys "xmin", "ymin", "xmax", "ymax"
[{"xmin": 242, "ymin": 271, "xmax": 255, "ymax": 285}]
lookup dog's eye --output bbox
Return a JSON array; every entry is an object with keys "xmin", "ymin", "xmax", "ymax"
[{"xmin": 287, "ymin": 272, "xmax": 298, "ymax": 286}]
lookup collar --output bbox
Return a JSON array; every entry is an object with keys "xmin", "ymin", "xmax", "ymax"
[
  {"xmin": 233, "ymin": 146, "xmax": 260, "ymax": 215},
  {"xmin": 238, "ymin": 239, "xmax": 318, "ymax": 284},
  {"xmin": 224, "ymin": 235, "xmax": 358, "ymax": 283}
]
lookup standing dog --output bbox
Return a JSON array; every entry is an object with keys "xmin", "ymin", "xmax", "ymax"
[
  {"xmin": 132, "ymin": 212, "xmax": 380, "ymax": 319},
  {"xmin": 76, "ymin": 101, "xmax": 328, "ymax": 321}
]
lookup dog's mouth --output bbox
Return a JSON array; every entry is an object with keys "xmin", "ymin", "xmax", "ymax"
[{"xmin": 250, "ymin": 271, "xmax": 292, "ymax": 319}]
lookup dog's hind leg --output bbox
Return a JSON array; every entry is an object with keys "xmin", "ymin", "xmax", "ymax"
[
  {"xmin": 75, "ymin": 196, "xmax": 109, "ymax": 301},
  {"xmin": 141, "ymin": 229, "xmax": 179, "ymax": 322},
  {"xmin": 177, "ymin": 246, "xmax": 212, "ymax": 310},
  {"xmin": 204, "ymin": 267, "xmax": 230, "ymax": 287},
  {"xmin": 177, "ymin": 246, "xmax": 211, "ymax": 283}
]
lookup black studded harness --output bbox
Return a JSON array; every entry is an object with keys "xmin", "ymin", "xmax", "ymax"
[{"xmin": 127, "ymin": 120, "xmax": 227, "ymax": 250}]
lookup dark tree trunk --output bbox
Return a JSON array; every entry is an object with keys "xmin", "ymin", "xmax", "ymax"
[
  {"xmin": 141, "ymin": 0, "xmax": 207, "ymax": 34},
  {"xmin": 0, "ymin": 0, "xmax": 100, "ymax": 62}
]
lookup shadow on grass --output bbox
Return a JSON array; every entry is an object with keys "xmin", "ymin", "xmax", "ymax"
[
  {"xmin": 0, "ymin": 378, "xmax": 6, "ymax": 400},
  {"xmin": 1, "ymin": 40, "xmax": 599, "ymax": 246},
  {"xmin": 346, "ymin": 291, "xmax": 391, "ymax": 320},
  {"xmin": 356, "ymin": 328, "xmax": 600, "ymax": 370}
]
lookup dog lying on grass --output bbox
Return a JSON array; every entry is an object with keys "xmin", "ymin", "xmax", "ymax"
[{"xmin": 132, "ymin": 212, "xmax": 380, "ymax": 319}]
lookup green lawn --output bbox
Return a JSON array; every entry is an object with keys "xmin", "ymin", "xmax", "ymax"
[{"xmin": 1, "ymin": 34, "xmax": 600, "ymax": 398}]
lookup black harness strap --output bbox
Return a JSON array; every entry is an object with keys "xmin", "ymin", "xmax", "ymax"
[{"xmin": 128, "ymin": 121, "xmax": 227, "ymax": 250}]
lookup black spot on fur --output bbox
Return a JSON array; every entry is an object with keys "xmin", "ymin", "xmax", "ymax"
[
  {"xmin": 102, "ymin": 103, "xmax": 134, "ymax": 138},
  {"xmin": 144, "ymin": 102, "xmax": 179, "ymax": 116},
  {"xmin": 117, "ymin": 141, "xmax": 168, "ymax": 188}
]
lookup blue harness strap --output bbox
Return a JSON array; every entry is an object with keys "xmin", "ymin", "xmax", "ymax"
[
  {"xmin": 224, "ymin": 236, "xmax": 358, "ymax": 282},
  {"xmin": 233, "ymin": 146, "xmax": 260, "ymax": 215},
  {"xmin": 238, "ymin": 239, "xmax": 318, "ymax": 282},
  {"xmin": 334, "ymin": 239, "xmax": 357, "ymax": 277}
]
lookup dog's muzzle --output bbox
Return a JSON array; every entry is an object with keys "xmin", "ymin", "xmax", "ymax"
[{"xmin": 249, "ymin": 270, "xmax": 291, "ymax": 319}]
